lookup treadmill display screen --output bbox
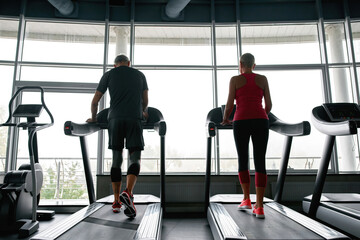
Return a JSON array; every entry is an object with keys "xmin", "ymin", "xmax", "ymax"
[{"xmin": 322, "ymin": 103, "xmax": 360, "ymax": 121}]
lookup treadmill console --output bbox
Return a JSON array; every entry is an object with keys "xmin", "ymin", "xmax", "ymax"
[{"xmin": 322, "ymin": 103, "xmax": 360, "ymax": 122}]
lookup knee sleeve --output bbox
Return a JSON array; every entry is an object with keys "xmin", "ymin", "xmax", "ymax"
[
  {"xmin": 110, "ymin": 167, "xmax": 122, "ymax": 182},
  {"xmin": 238, "ymin": 170, "xmax": 250, "ymax": 184},
  {"xmin": 128, "ymin": 151, "xmax": 141, "ymax": 176},
  {"xmin": 255, "ymin": 172, "xmax": 267, "ymax": 187},
  {"xmin": 127, "ymin": 163, "xmax": 140, "ymax": 176}
]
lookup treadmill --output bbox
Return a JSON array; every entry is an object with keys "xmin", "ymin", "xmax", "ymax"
[
  {"xmin": 204, "ymin": 106, "xmax": 348, "ymax": 240},
  {"xmin": 303, "ymin": 103, "xmax": 360, "ymax": 238},
  {"xmin": 31, "ymin": 107, "xmax": 166, "ymax": 240}
]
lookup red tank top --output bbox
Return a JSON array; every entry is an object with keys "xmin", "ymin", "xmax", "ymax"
[{"xmin": 233, "ymin": 73, "xmax": 268, "ymax": 121}]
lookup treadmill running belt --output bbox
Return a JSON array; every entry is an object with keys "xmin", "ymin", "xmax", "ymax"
[
  {"xmin": 90, "ymin": 204, "xmax": 147, "ymax": 224},
  {"xmin": 334, "ymin": 203, "xmax": 360, "ymax": 211},
  {"xmin": 223, "ymin": 204, "xmax": 322, "ymax": 239},
  {"xmin": 57, "ymin": 205, "xmax": 148, "ymax": 240}
]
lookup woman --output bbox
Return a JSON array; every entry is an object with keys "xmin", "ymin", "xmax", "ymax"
[{"xmin": 221, "ymin": 53, "xmax": 272, "ymax": 219}]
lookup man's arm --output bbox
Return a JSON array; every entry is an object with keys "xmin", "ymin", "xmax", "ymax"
[
  {"xmin": 142, "ymin": 90, "xmax": 149, "ymax": 111},
  {"xmin": 142, "ymin": 89, "xmax": 149, "ymax": 119},
  {"xmin": 86, "ymin": 90, "xmax": 104, "ymax": 122}
]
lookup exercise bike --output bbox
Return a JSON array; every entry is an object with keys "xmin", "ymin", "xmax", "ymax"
[{"xmin": 0, "ymin": 86, "xmax": 54, "ymax": 238}]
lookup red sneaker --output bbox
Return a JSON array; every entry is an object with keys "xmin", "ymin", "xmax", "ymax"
[
  {"xmin": 252, "ymin": 206, "xmax": 265, "ymax": 219},
  {"xmin": 120, "ymin": 189, "xmax": 136, "ymax": 218},
  {"xmin": 237, "ymin": 199, "xmax": 252, "ymax": 210},
  {"xmin": 112, "ymin": 201, "xmax": 122, "ymax": 213}
]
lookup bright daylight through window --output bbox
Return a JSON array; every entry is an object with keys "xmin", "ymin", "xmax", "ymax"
[{"xmin": 1, "ymin": 15, "xmax": 360, "ymax": 203}]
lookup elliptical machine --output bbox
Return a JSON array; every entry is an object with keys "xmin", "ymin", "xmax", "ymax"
[{"xmin": 0, "ymin": 86, "xmax": 54, "ymax": 238}]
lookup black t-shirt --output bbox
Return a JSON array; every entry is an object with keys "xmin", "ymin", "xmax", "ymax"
[{"xmin": 96, "ymin": 66, "xmax": 148, "ymax": 120}]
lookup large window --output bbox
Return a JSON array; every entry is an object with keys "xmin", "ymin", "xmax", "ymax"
[
  {"xmin": 325, "ymin": 23, "xmax": 349, "ymax": 63},
  {"xmin": 23, "ymin": 22, "xmax": 105, "ymax": 64},
  {"xmin": 215, "ymin": 26, "xmax": 238, "ymax": 66},
  {"xmin": 0, "ymin": 19, "xmax": 18, "ymax": 61},
  {"xmin": 241, "ymin": 24, "xmax": 321, "ymax": 65},
  {"xmin": 108, "ymin": 25, "xmax": 131, "ymax": 63},
  {"xmin": 218, "ymin": 69, "xmax": 325, "ymax": 172},
  {"xmin": 141, "ymin": 70, "xmax": 213, "ymax": 173},
  {"xmin": 134, "ymin": 26, "xmax": 212, "ymax": 66},
  {"xmin": 329, "ymin": 67, "xmax": 359, "ymax": 171},
  {"xmin": 19, "ymin": 66, "xmax": 103, "ymax": 83},
  {"xmin": 2, "ymin": 14, "xmax": 360, "ymax": 189},
  {"xmin": 103, "ymin": 69, "xmax": 213, "ymax": 174},
  {"xmin": 17, "ymin": 92, "xmax": 97, "ymax": 203},
  {"xmin": 263, "ymin": 70, "xmax": 325, "ymax": 170},
  {"xmin": 217, "ymin": 69, "xmax": 239, "ymax": 105},
  {"xmin": 0, "ymin": 66, "xmax": 14, "ymax": 172},
  {"xmin": 352, "ymin": 22, "xmax": 360, "ymax": 63}
]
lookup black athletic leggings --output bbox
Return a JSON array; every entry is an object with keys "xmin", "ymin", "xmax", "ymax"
[{"xmin": 233, "ymin": 119, "xmax": 269, "ymax": 174}]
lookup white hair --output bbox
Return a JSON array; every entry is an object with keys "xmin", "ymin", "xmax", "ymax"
[{"xmin": 240, "ymin": 53, "xmax": 255, "ymax": 68}]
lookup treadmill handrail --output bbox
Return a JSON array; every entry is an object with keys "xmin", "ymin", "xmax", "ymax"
[
  {"xmin": 269, "ymin": 112, "xmax": 311, "ymax": 137},
  {"xmin": 64, "ymin": 120, "xmax": 167, "ymax": 136},
  {"xmin": 311, "ymin": 106, "xmax": 357, "ymax": 136},
  {"xmin": 205, "ymin": 107, "xmax": 311, "ymax": 137},
  {"xmin": 64, "ymin": 107, "xmax": 167, "ymax": 137},
  {"xmin": 64, "ymin": 121, "xmax": 105, "ymax": 137}
]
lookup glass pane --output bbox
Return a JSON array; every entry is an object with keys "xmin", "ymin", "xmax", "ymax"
[
  {"xmin": 329, "ymin": 67, "xmax": 353, "ymax": 103},
  {"xmin": 17, "ymin": 92, "xmax": 97, "ymax": 204},
  {"xmin": 20, "ymin": 66, "xmax": 103, "ymax": 83},
  {"xmin": 0, "ymin": 19, "xmax": 18, "ymax": 61},
  {"xmin": 216, "ymin": 26, "xmax": 238, "ymax": 66},
  {"xmin": 108, "ymin": 25, "xmax": 131, "ymax": 64},
  {"xmin": 329, "ymin": 67, "xmax": 358, "ymax": 172},
  {"xmin": 262, "ymin": 70, "xmax": 324, "ymax": 170},
  {"xmin": 0, "ymin": 65, "xmax": 14, "ymax": 172},
  {"xmin": 351, "ymin": 22, "xmax": 360, "ymax": 63},
  {"xmin": 134, "ymin": 26, "xmax": 212, "ymax": 65},
  {"xmin": 141, "ymin": 70, "xmax": 213, "ymax": 173},
  {"xmin": 325, "ymin": 23, "xmax": 349, "ymax": 63},
  {"xmin": 217, "ymin": 69, "xmax": 239, "ymax": 106},
  {"xmin": 218, "ymin": 70, "xmax": 325, "ymax": 172},
  {"xmin": 241, "ymin": 24, "xmax": 321, "ymax": 64},
  {"xmin": 23, "ymin": 22, "xmax": 105, "ymax": 64},
  {"xmin": 336, "ymin": 135, "xmax": 359, "ymax": 172}
]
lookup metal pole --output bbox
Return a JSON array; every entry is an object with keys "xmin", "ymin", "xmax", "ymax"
[
  {"xmin": 6, "ymin": 0, "xmax": 27, "ymax": 172},
  {"xmin": 235, "ymin": 0, "xmax": 242, "ymax": 60},
  {"xmin": 160, "ymin": 135, "xmax": 166, "ymax": 212},
  {"xmin": 273, "ymin": 136, "xmax": 292, "ymax": 203},
  {"xmin": 28, "ymin": 129, "xmax": 38, "ymax": 222},
  {"xmin": 308, "ymin": 135, "xmax": 335, "ymax": 218},
  {"xmin": 205, "ymin": 137, "xmax": 212, "ymax": 212},
  {"xmin": 80, "ymin": 136, "xmax": 96, "ymax": 204}
]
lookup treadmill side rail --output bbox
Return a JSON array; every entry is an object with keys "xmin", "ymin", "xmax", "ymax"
[
  {"xmin": 31, "ymin": 203, "xmax": 104, "ymax": 240},
  {"xmin": 208, "ymin": 203, "xmax": 247, "ymax": 240},
  {"xmin": 267, "ymin": 202, "xmax": 349, "ymax": 240},
  {"xmin": 135, "ymin": 203, "xmax": 162, "ymax": 240}
]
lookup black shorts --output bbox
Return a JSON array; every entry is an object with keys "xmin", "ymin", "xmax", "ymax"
[{"xmin": 108, "ymin": 118, "xmax": 144, "ymax": 151}]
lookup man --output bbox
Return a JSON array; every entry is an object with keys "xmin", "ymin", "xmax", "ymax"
[{"xmin": 87, "ymin": 54, "xmax": 148, "ymax": 218}]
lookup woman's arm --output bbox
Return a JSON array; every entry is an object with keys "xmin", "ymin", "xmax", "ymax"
[
  {"xmin": 221, "ymin": 77, "xmax": 236, "ymax": 125},
  {"xmin": 263, "ymin": 76, "xmax": 272, "ymax": 114}
]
